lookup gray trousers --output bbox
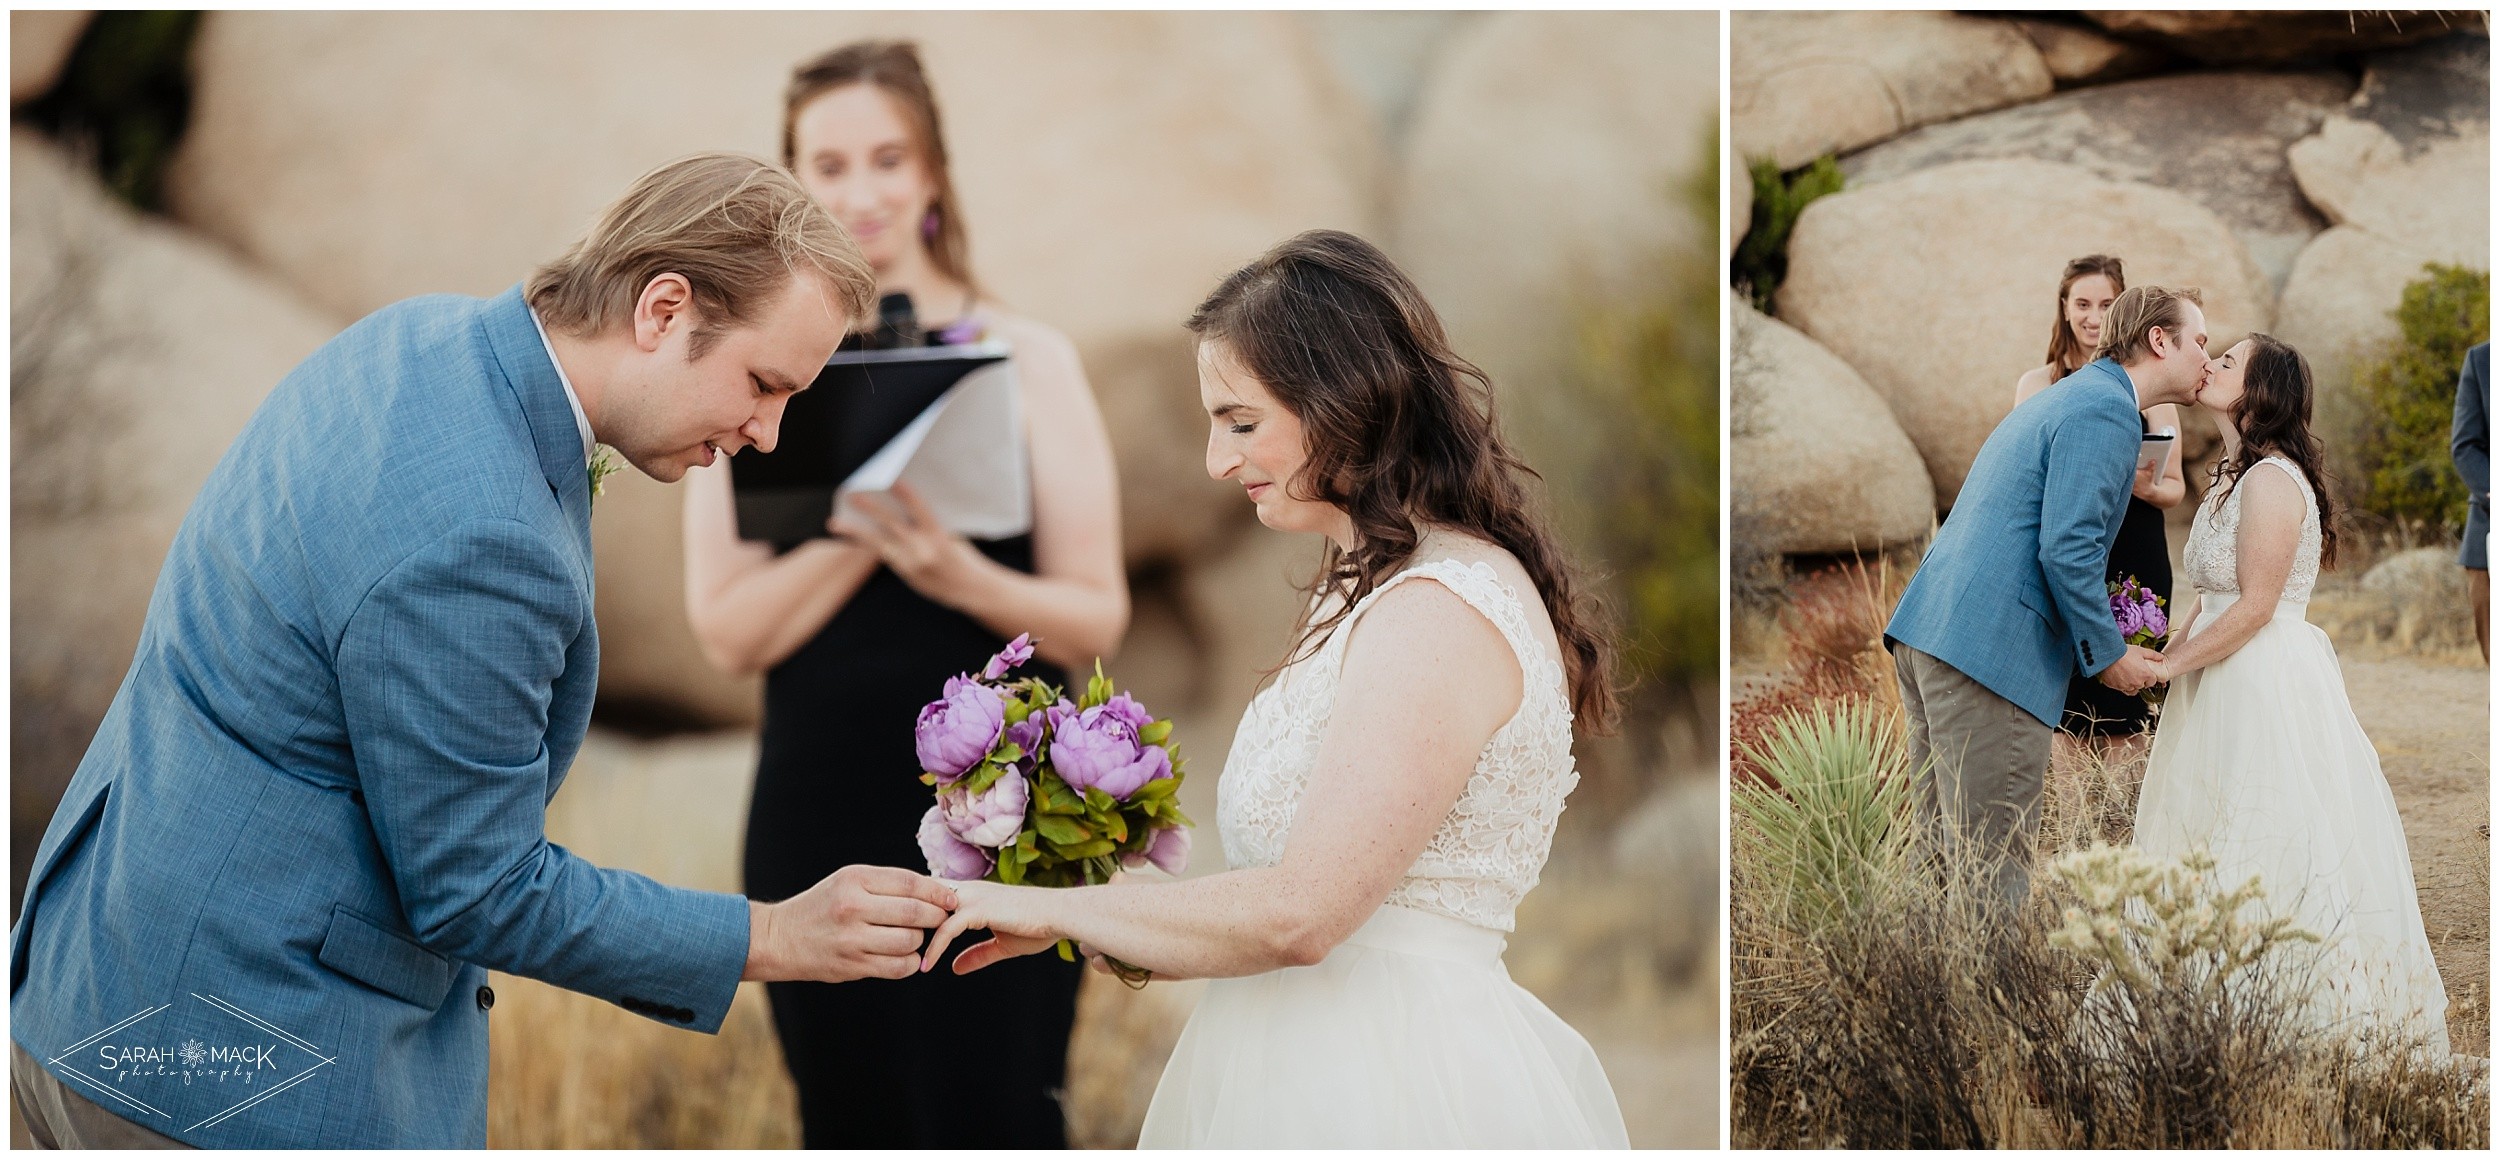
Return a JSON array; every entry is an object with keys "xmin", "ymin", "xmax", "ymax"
[
  {"xmin": 11, "ymin": 1041, "xmax": 192, "ymax": 1149},
  {"xmin": 1892, "ymin": 643, "xmax": 2054, "ymax": 915}
]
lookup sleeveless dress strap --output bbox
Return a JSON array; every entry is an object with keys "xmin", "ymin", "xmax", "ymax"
[{"xmin": 1326, "ymin": 558, "xmax": 1547, "ymax": 699}]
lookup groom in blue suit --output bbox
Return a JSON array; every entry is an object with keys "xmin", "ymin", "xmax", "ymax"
[
  {"xmin": 1885, "ymin": 285, "xmax": 2211, "ymax": 912},
  {"xmin": 10, "ymin": 155, "xmax": 958, "ymax": 1147}
]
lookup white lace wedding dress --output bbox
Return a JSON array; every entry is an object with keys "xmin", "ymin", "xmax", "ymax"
[
  {"xmin": 2133, "ymin": 457, "xmax": 2450, "ymax": 1055},
  {"xmin": 1136, "ymin": 556, "xmax": 1628, "ymax": 1147}
]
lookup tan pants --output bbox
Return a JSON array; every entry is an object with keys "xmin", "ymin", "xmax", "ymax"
[
  {"xmin": 11, "ymin": 1041, "xmax": 191, "ymax": 1149},
  {"xmin": 1892, "ymin": 643, "xmax": 2054, "ymax": 915}
]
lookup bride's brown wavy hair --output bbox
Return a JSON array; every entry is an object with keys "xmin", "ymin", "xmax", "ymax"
[
  {"xmin": 1186, "ymin": 230, "xmax": 1619, "ymax": 732},
  {"xmin": 2210, "ymin": 332, "xmax": 2341, "ymax": 568}
]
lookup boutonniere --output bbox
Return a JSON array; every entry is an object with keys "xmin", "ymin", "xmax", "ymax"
[{"xmin": 588, "ymin": 445, "xmax": 621, "ymax": 502}]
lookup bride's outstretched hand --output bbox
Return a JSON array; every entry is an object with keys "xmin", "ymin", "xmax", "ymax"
[{"xmin": 921, "ymin": 879, "xmax": 1062, "ymax": 975}]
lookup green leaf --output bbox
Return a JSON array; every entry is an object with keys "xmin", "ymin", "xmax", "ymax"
[
  {"xmin": 1036, "ymin": 815, "xmax": 1092, "ymax": 845},
  {"xmin": 1003, "ymin": 698, "xmax": 1032, "ymax": 725},
  {"xmin": 1139, "ymin": 719, "xmax": 1172, "ymax": 745},
  {"xmin": 997, "ymin": 853, "xmax": 1024, "ymax": 885},
  {"xmin": 990, "ymin": 741, "xmax": 1025, "ymax": 765},
  {"xmin": 1059, "ymin": 838, "xmax": 1118, "ymax": 860},
  {"xmin": 962, "ymin": 762, "xmax": 1003, "ymax": 795},
  {"xmin": 1082, "ymin": 787, "xmax": 1116, "ymax": 813},
  {"xmin": 1132, "ymin": 777, "xmax": 1178, "ymax": 802},
  {"xmin": 1097, "ymin": 810, "xmax": 1129, "ymax": 844}
]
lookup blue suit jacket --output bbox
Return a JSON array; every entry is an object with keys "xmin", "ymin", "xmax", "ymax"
[
  {"xmin": 1885, "ymin": 357, "xmax": 2140, "ymax": 726},
  {"xmin": 9, "ymin": 288, "xmax": 750, "ymax": 1147}
]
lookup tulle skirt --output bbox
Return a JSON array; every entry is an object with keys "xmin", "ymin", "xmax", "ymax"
[
  {"xmin": 2134, "ymin": 595, "xmax": 2450, "ymax": 1055},
  {"xmin": 1137, "ymin": 904, "xmax": 1629, "ymax": 1148}
]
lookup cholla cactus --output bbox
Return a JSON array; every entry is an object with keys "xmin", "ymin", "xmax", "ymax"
[{"xmin": 2047, "ymin": 843, "xmax": 2319, "ymax": 1005}]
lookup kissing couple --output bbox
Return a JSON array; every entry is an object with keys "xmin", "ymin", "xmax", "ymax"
[{"xmin": 1885, "ymin": 276, "xmax": 2449, "ymax": 1054}]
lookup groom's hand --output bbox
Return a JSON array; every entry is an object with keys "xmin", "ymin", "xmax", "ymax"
[
  {"xmin": 2095, "ymin": 644, "xmax": 2165, "ymax": 694},
  {"xmin": 744, "ymin": 865, "xmax": 958, "ymax": 984}
]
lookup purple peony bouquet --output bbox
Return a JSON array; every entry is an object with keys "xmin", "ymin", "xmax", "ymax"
[
  {"xmin": 2108, "ymin": 575, "xmax": 2169, "ymax": 706},
  {"xmin": 912, "ymin": 634, "xmax": 1192, "ymax": 969}
]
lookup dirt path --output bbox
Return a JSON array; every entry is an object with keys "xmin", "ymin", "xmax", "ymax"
[{"xmin": 2342, "ymin": 654, "xmax": 2491, "ymax": 1056}]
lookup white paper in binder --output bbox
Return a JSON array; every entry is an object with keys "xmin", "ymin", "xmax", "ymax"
[{"xmin": 834, "ymin": 360, "xmax": 1032, "ymax": 539}]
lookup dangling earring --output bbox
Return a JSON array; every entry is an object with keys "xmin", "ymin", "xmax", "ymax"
[{"xmin": 921, "ymin": 209, "xmax": 941, "ymax": 243}]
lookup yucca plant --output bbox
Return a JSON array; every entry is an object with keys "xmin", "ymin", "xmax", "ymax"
[{"xmin": 1731, "ymin": 700, "xmax": 1922, "ymax": 936}]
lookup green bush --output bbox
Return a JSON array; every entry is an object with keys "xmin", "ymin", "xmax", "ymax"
[
  {"xmin": 1563, "ymin": 127, "xmax": 1719, "ymax": 692},
  {"xmin": 23, "ymin": 12, "xmax": 202, "ymax": 211},
  {"xmin": 2349, "ymin": 263, "xmax": 2490, "ymax": 537},
  {"xmin": 1731, "ymin": 700, "xmax": 1919, "ymax": 936},
  {"xmin": 1731, "ymin": 153, "xmax": 1844, "ymax": 313}
]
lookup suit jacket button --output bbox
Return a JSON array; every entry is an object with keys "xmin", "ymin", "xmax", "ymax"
[{"xmin": 476, "ymin": 985, "xmax": 495, "ymax": 1011}]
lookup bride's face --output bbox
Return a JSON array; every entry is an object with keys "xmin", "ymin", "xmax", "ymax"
[
  {"xmin": 2200, "ymin": 338, "xmax": 2253, "ymax": 420},
  {"xmin": 1199, "ymin": 339, "xmax": 1343, "ymax": 541}
]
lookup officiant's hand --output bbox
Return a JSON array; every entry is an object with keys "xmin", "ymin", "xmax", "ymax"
[
  {"xmin": 744, "ymin": 865, "xmax": 959, "ymax": 984},
  {"xmin": 829, "ymin": 482, "xmax": 981, "ymax": 604},
  {"xmin": 2095, "ymin": 643, "xmax": 2165, "ymax": 695}
]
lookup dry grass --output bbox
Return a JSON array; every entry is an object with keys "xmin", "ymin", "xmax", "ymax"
[
  {"xmin": 486, "ymin": 976, "xmax": 798, "ymax": 1149},
  {"xmin": 1730, "ymin": 558, "xmax": 2489, "ymax": 1149},
  {"xmin": 2311, "ymin": 543, "xmax": 2482, "ymax": 659}
]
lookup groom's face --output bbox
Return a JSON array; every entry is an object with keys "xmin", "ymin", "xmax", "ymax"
[
  {"xmin": 2146, "ymin": 302, "xmax": 2211, "ymax": 405},
  {"xmin": 613, "ymin": 273, "xmax": 849, "ymax": 483}
]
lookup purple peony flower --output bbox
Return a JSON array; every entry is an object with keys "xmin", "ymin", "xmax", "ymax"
[
  {"xmin": 1005, "ymin": 716, "xmax": 1044, "ymax": 757},
  {"xmin": 2114, "ymin": 599, "xmax": 2145, "ymax": 638},
  {"xmin": 916, "ymin": 681, "xmax": 1006, "ymax": 780},
  {"xmin": 918, "ymin": 805, "xmax": 994, "ymax": 880},
  {"xmin": 981, "ymin": 633, "xmax": 1036, "ymax": 681},
  {"xmin": 1099, "ymin": 692, "xmax": 1153, "ymax": 733},
  {"xmin": 2140, "ymin": 600, "xmax": 2168, "ymax": 640},
  {"xmin": 1121, "ymin": 825, "xmax": 1192, "ymax": 876},
  {"xmin": 939, "ymin": 770, "xmax": 1029, "ymax": 848},
  {"xmin": 1052, "ymin": 704, "xmax": 1173, "ymax": 801}
]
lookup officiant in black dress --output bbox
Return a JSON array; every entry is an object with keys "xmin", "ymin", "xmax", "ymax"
[{"xmin": 680, "ymin": 41, "xmax": 1129, "ymax": 1148}]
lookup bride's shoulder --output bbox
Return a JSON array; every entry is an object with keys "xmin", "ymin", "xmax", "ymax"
[{"xmin": 1397, "ymin": 529, "xmax": 1553, "ymax": 631}]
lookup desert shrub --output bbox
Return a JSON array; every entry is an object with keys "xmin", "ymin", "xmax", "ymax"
[
  {"xmin": 2346, "ymin": 263, "xmax": 2489, "ymax": 537},
  {"xmin": 1732, "ymin": 700, "xmax": 1919, "ymax": 935},
  {"xmin": 1562, "ymin": 126, "xmax": 1719, "ymax": 695},
  {"xmin": 1730, "ymin": 688, "xmax": 2487, "ymax": 1149},
  {"xmin": 1731, "ymin": 153, "xmax": 1844, "ymax": 312},
  {"xmin": 21, "ymin": 12, "xmax": 201, "ymax": 210}
]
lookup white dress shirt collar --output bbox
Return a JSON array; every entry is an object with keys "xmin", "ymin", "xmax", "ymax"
[{"xmin": 526, "ymin": 306, "xmax": 596, "ymax": 466}]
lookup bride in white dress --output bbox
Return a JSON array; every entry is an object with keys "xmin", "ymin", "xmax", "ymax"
[
  {"xmin": 2134, "ymin": 333, "xmax": 2449, "ymax": 1055},
  {"xmin": 918, "ymin": 230, "xmax": 1629, "ymax": 1147}
]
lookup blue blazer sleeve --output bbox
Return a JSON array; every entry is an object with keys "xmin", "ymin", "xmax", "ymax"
[
  {"xmin": 335, "ymin": 517, "xmax": 749, "ymax": 1032},
  {"xmin": 2038, "ymin": 404, "xmax": 2136, "ymax": 676},
  {"xmin": 2455, "ymin": 344, "xmax": 2488, "ymax": 499}
]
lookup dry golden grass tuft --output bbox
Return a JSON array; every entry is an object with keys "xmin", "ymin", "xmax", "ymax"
[{"xmin": 486, "ymin": 976, "xmax": 797, "ymax": 1149}]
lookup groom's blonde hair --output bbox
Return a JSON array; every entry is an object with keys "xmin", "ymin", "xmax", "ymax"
[
  {"xmin": 2096, "ymin": 284, "xmax": 2204, "ymax": 366},
  {"xmin": 527, "ymin": 153, "xmax": 876, "ymax": 359}
]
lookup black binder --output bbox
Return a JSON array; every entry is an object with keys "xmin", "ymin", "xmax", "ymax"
[{"xmin": 730, "ymin": 343, "xmax": 1009, "ymax": 545}]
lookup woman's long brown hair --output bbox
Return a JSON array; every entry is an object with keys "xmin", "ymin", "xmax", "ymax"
[
  {"xmin": 2210, "ymin": 333, "xmax": 2340, "ymax": 568},
  {"xmin": 1187, "ymin": 230, "xmax": 1619, "ymax": 732},
  {"xmin": 2045, "ymin": 254, "xmax": 2126, "ymax": 374},
  {"xmin": 782, "ymin": 40, "xmax": 977, "ymax": 291}
]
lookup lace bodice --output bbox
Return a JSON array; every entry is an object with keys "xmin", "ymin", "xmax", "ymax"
[
  {"xmin": 1214, "ymin": 557, "xmax": 1580, "ymax": 933},
  {"xmin": 2182, "ymin": 456, "xmax": 2322, "ymax": 602}
]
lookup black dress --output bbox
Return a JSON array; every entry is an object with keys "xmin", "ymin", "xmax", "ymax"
[
  {"xmin": 741, "ymin": 435, "xmax": 1082, "ymax": 1143},
  {"xmin": 2061, "ymin": 411, "xmax": 2170, "ymax": 738}
]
